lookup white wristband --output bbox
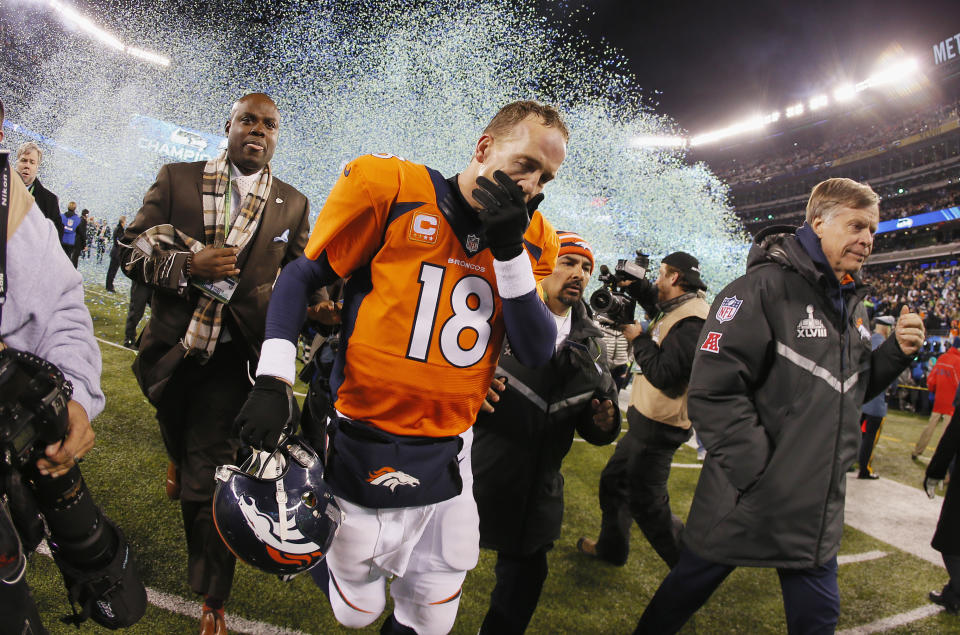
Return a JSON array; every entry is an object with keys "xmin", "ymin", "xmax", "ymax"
[
  {"xmin": 492, "ymin": 251, "xmax": 536, "ymax": 299},
  {"xmin": 255, "ymin": 338, "xmax": 297, "ymax": 384}
]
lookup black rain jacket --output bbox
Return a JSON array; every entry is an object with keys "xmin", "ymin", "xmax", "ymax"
[
  {"xmin": 472, "ymin": 300, "xmax": 620, "ymax": 555},
  {"xmin": 682, "ymin": 225, "xmax": 912, "ymax": 568}
]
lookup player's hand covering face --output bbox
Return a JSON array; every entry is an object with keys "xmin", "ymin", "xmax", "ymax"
[{"xmin": 473, "ymin": 170, "xmax": 535, "ymax": 260}]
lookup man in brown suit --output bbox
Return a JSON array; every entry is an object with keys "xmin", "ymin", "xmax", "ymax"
[{"xmin": 121, "ymin": 93, "xmax": 310, "ymax": 635}]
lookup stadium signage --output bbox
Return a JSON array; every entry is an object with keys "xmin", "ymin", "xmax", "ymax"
[
  {"xmin": 933, "ymin": 32, "xmax": 960, "ymax": 65},
  {"xmin": 129, "ymin": 115, "xmax": 226, "ymax": 163},
  {"xmin": 876, "ymin": 206, "xmax": 960, "ymax": 235}
]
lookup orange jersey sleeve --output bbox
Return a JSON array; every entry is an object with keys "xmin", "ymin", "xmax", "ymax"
[
  {"xmin": 304, "ymin": 154, "xmax": 405, "ymax": 275},
  {"xmin": 525, "ymin": 209, "xmax": 558, "ymax": 281}
]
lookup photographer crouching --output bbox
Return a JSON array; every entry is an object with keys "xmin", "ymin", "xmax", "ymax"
[
  {"xmin": 0, "ymin": 100, "xmax": 145, "ymax": 632},
  {"xmin": 578, "ymin": 251, "xmax": 708, "ymax": 568}
]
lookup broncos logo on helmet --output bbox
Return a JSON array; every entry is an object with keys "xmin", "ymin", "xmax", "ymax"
[
  {"xmin": 212, "ymin": 437, "xmax": 343, "ymax": 575},
  {"xmin": 237, "ymin": 496, "xmax": 324, "ymax": 555},
  {"xmin": 366, "ymin": 466, "xmax": 420, "ymax": 491}
]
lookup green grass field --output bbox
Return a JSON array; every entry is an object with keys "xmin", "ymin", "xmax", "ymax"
[{"xmin": 19, "ymin": 282, "xmax": 960, "ymax": 633}]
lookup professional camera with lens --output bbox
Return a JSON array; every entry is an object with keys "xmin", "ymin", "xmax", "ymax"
[
  {"xmin": 589, "ymin": 251, "xmax": 650, "ymax": 325},
  {"xmin": 0, "ymin": 347, "xmax": 146, "ymax": 630}
]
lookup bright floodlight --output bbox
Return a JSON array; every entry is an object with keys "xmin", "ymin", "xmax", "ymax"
[
  {"xmin": 631, "ymin": 135, "xmax": 687, "ymax": 149},
  {"xmin": 38, "ymin": 0, "xmax": 170, "ymax": 66},
  {"xmin": 690, "ymin": 114, "xmax": 766, "ymax": 147},
  {"xmin": 809, "ymin": 95, "xmax": 828, "ymax": 111},
  {"xmin": 863, "ymin": 58, "xmax": 919, "ymax": 89},
  {"xmin": 833, "ymin": 84, "xmax": 856, "ymax": 102},
  {"xmin": 785, "ymin": 103, "xmax": 805, "ymax": 118}
]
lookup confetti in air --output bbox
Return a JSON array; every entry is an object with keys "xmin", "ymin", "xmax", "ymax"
[{"xmin": 0, "ymin": 0, "xmax": 748, "ymax": 296}]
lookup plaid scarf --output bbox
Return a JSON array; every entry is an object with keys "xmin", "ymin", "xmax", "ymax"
[{"xmin": 183, "ymin": 152, "xmax": 273, "ymax": 360}]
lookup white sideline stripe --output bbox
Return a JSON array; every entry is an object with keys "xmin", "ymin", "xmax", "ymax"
[
  {"xmin": 96, "ymin": 336, "xmax": 135, "ymax": 353},
  {"xmin": 837, "ymin": 550, "xmax": 888, "ymax": 565},
  {"xmin": 145, "ymin": 587, "xmax": 310, "ymax": 635},
  {"xmin": 94, "ymin": 337, "xmax": 308, "ymax": 397},
  {"xmin": 36, "ymin": 543, "xmax": 309, "ymax": 635},
  {"xmin": 836, "ymin": 604, "xmax": 943, "ymax": 634},
  {"xmin": 670, "ymin": 463, "xmax": 703, "ymax": 469}
]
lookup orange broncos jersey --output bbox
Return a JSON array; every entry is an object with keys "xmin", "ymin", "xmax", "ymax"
[{"xmin": 304, "ymin": 154, "xmax": 558, "ymax": 438}]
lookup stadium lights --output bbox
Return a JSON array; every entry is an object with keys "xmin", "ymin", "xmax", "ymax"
[
  {"xmin": 860, "ymin": 57, "xmax": 919, "ymax": 89},
  {"xmin": 690, "ymin": 114, "xmax": 766, "ymax": 147},
  {"xmin": 631, "ymin": 135, "xmax": 688, "ymax": 149},
  {"xmin": 34, "ymin": 0, "xmax": 171, "ymax": 66},
  {"xmin": 833, "ymin": 84, "xmax": 856, "ymax": 102},
  {"xmin": 785, "ymin": 103, "xmax": 805, "ymax": 118},
  {"xmin": 809, "ymin": 95, "xmax": 828, "ymax": 111}
]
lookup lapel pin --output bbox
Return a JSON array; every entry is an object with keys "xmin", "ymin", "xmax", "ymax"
[{"xmin": 275, "ymin": 197, "xmax": 283, "ymax": 204}]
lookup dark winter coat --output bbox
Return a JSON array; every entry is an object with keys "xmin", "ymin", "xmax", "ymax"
[
  {"xmin": 683, "ymin": 224, "xmax": 912, "ymax": 569},
  {"xmin": 927, "ymin": 400, "xmax": 960, "ymax": 556},
  {"xmin": 109, "ymin": 221, "xmax": 125, "ymax": 259},
  {"xmin": 29, "ymin": 178, "xmax": 63, "ymax": 240},
  {"xmin": 472, "ymin": 300, "xmax": 621, "ymax": 556}
]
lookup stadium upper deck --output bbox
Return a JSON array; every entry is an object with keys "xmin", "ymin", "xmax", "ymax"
[{"xmin": 689, "ymin": 28, "xmax": 960, "ymax": 257}]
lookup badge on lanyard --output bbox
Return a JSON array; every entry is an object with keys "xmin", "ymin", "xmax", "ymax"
[{"xmin": 192, "ymin": 276, "xmax": 239, "ymax": 303}]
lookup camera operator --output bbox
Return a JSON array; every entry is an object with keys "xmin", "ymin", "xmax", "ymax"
[
  {"xmin": 577, "ymin": 251, "xmax": 708, "ymax": 568},
  {"xmin": 0, "ymin": 99, "xmax": 144, "ymax": 632}
]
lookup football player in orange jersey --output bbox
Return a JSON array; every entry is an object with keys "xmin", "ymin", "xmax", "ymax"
[{"xmin": 234, "ymin": 101, "xmax": 568, "ymax": 633}]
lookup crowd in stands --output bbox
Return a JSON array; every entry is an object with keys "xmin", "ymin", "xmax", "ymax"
[
  {"xmin": 861, "ymin": 261, "xmax": 960, "ymax": 413},
  {"xmin": 863, "ymin": 261, "xmax": 959, "ymax": 334},
  {"xmin": 879, "ymin": 185, "xmax": 960, "ymax": 220},
  {"xmin": 704, "ymin": 98, "xmax": 960, "ymax": 187}
]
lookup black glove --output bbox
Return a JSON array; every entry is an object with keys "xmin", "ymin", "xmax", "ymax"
[
  {"xmin": 235, "ymin": 375, "xmax": 300, "ymax": 451},
  {"xmin": 472, "ymin": 170, "xmax": 533, "ymax": 261},
  {"xmin": 526, "ymin": 192, "xmax": 544, "ymax": 216}
]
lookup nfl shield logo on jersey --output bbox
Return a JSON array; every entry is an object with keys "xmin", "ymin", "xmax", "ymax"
[
  {"xmin": 465, "ymin": 234, "xmax": 481, "ymax": 255},
  {"xmin": 716, "ymin": 296, "xmax": 742, "ymax": 323}
]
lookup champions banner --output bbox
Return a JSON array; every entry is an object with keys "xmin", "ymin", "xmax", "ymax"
[{"xmin": 130, "ymin": 115, "xmax": 226, "ymax": 163}]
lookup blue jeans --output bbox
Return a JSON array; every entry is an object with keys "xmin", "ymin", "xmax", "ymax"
[{"xmin": 635, "ymin": 547, "xmax": 840, "ymax": 634}]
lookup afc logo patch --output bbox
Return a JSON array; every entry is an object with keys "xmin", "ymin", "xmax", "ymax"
[
  {"xmin": 716, "ymin": 296, "xmax": 742, "ymax": 323},
  {"xmin": 409, "ymin": 212, "xmax": 440, "ymax": 245},
  {"xmin": 700, "ymin": 331, "xmax": 722, "ymax": 353}
]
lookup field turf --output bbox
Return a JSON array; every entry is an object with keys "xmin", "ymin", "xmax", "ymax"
[{"xmin": 19, "ymin": 283, "xmax": 959, "ymax": 633}]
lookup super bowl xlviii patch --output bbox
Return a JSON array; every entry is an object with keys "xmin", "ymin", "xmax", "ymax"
[
  {"xmin": 797, "ymin": 305, "xmax": 828, "ymax": 338},
  {"xmin": 700, "ymin": 331, "xmax": 722, "ymax": 353},
  {"xmin": 857, "ymin": 322, "xmax": 871, "ymax": 340},
  {"xmin": 716, "ymin": 296, "xmax": 742, "ymax": 323}
]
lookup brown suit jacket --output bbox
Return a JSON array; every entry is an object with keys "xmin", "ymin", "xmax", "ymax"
[{"xmin": 122, "ymin": 161, "xmax": 310, "ymax": 402}]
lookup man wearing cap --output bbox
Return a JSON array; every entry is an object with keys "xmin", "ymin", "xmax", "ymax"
[
  {"xmin": 577, "ymin": 251, "xmax": 709, "ymax": 569},
  {"xmin": 472, "ymin": 230, "xmax": 620, "ymax": 634},
  {"xmin": 914, "ymin": 335, "xmax": 960, "ymax": 461},
  {"xmin": 857, "ymin": 315, "xmax": 897, "ymax": 479}
]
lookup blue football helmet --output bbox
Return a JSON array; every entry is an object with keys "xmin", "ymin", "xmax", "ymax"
[{"xmin": 213, "ymin": 436, "xmax": 343, "ymax": 576}]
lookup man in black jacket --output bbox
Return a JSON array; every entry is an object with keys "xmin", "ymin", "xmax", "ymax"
[
  {"xmin": 15, "ymin": 141, "xmax": 63, "ymax": 240},
  {"xmin": 473, "ymin": 231, "xmax": 619, "ymax": 634},
  {"xmin": 105, "ymin": 215, "xmax": 125, "ymax": 292},
  {"xmin": 578, "ymin": 251, "xmax": 708, "ymax": 569},
  {"xmin": 636, "ymin": 178, "xmax": 925, "ymax": 634}
]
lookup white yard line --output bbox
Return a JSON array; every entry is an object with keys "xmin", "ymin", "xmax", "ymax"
[
  {"xmin": 837, "ymin": 550, "xmax": 888, "ymax": 565},
  {"xmin": 843, "ymin": 473, "xmax": 944, "ymax": 566},
  {"xmin": 836, "ymin": 604, "xmax": 944, "ymax": 634},
  {"xmin": 96, "ymin": 336, "xmax": 135, "ymax": 352},
  {"xmin": 36, "ymin": 543, "xmax": 310, "ymax": 635}
]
